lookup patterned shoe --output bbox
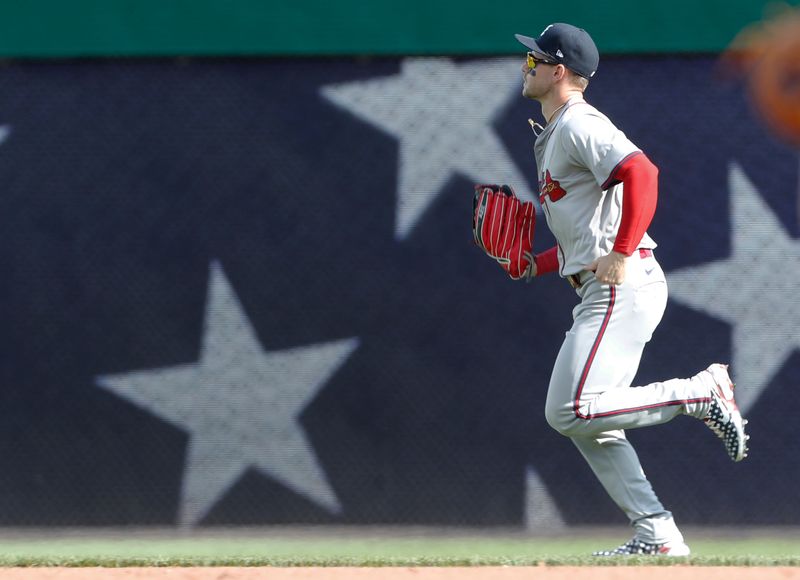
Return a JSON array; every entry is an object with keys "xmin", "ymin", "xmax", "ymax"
[
  {"xmin": 593, "ymin": 537, "xmax": 691, "ymax": 557},
  {"xmin": 702, "ymin": 364, "xmax": 749, "ymax": 462}
]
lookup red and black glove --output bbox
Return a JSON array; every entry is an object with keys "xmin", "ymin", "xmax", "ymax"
[{"xmin": 472, "ymin": 184, "xmax": 536, "ymax": 280}]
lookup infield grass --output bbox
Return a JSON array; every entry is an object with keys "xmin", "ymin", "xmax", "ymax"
[{"xmin": 0, "ymin": 527, "xmax": 797, "ymax": 567}]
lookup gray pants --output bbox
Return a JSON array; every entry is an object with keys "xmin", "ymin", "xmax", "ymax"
[{"xmin": 544, "ymin": 253, "xmax": 711, "ymax": 543}]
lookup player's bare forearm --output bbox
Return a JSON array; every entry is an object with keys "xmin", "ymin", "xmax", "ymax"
[{"xmin": 587, "ymin": 251, "xmax": 627, "ymax": 285}]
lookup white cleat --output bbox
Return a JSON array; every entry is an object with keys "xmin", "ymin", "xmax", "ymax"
[{"xmin": 700, "ymin": 364, "xmax": 749, "ymax": 462}]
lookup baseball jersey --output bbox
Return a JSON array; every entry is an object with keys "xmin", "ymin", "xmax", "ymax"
[{"xmin": 534, "ymin": 96, "xmax": 656, "ymax": 276}]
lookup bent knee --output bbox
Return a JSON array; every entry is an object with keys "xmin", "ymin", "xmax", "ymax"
[{"xmin": 545, "ymin": 404, "xmax": 579, "ymax": 437}]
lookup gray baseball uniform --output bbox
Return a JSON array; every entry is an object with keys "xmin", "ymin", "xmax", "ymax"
[{"xmin": 535, "ymin": 96, "xmax": 713, "ymax": 543}]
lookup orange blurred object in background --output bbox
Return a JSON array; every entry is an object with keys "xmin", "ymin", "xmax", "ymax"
[{"xmin": 724, "ymin": 7, "xmax": 800, "ymax": 147}]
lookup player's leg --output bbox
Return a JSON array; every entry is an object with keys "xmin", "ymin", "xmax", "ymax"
[
  {"xmin": 546, "ymin": 261, "xmax": 748, "ymax": 461},
  {"xmin": 544, "ymin": 264, "xmax": 690, "ymax": 551},
  {"xmin": 543, "ymin": 256, "xmax": 745, "ymax": 553},
  {"xmin": 570, "ymin": 430, "xmax": 688, "ymax": 550},
  {"xmin": 545, "ymin": 261, "xmax": 712, "ymax": 438}
]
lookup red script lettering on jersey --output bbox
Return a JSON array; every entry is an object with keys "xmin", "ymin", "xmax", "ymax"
[{"xmin": 539, "ymin": 170, "xmax": 567, "ymax": 203}]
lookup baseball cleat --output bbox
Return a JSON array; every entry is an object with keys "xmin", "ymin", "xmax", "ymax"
[
  {"xmin": 593, "ymin": 537, "xmax": 691, "ymax": 557},
  {"xmin": 701, "ymin": 364, "xmax": 749, "ymax": 462}
]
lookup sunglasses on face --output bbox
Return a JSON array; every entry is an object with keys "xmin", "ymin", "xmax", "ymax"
[{"xmin": 526, "ymin": 52, "xmax": 558, "ymax": 70}]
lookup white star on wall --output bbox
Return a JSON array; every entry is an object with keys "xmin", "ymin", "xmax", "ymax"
[
  {"xmin": 525, "ymin": 467, "xmax": 565, "ymax": 532},
  {"xmin": 97, "ymin": 261, "xmax": 359, "ymax": 526},
  {"xmin": 321, "ymin": 58, "xmax": 535, "ymax": 240},
  {"xmin": 668, "ymin": 162, "xmax": 800, "ymax": 413}
]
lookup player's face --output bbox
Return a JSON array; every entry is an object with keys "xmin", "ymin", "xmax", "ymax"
[{"xmin": 521, "ymin": 53, "xmax": 558, "ymax": 100}]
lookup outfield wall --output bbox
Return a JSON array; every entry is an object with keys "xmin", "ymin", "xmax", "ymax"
[{"xmin": 0, "ymin": 55, "xmax": 796, "ymax": 528}]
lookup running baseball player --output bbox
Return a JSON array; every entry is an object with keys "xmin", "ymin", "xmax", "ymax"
[{"xmin": 494, "ymin": 23, "xmax": 748, "ymax": 556}]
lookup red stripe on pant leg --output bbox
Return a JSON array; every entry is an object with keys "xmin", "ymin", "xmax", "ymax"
[
  {"xmin": 574, "ymin": 286, "xmax": 616, "ymax": 420},
  {"xmin": 573, "ymin": 286, "xmax": 712, "ymax": 420},
  {"xmin": 587, "ymin": 397, "xmax": 712, "ymax": 418}
]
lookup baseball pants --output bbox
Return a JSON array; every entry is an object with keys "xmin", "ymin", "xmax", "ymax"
[{"xmin": 544, "ymin": 251, "xmax": 712, "ymax": 543}]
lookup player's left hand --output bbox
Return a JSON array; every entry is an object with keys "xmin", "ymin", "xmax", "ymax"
[{"xmin": 587, "ymin": 251, "xmax": 627, "ymax": 285}]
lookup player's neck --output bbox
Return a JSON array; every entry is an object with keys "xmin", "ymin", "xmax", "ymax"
[{"xmin": 541, "ymin": 89, "xmax": 585, "ymax": 124}]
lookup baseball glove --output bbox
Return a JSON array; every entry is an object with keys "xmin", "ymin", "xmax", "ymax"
[{"xmin": 472, "ymin": 184, "xmax": 536, "ymax": 280}]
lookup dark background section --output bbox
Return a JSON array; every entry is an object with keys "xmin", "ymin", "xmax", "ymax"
[{"xmin": 0, "ymin": 56, "xmax": 796, "ymax": 527}]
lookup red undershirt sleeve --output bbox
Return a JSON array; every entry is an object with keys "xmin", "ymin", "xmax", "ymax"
[
  {"xmin": 534, "ymin": 246, "xmax": 559, "ymax": 275},
  {"xmin": 608, "ymin": 153, "xmax": 659, "ymax": 256}
]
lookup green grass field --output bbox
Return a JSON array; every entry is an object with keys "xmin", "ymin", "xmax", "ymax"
[{"xmin": 0, "ymin": 528, "xmax": 798, "ymax": 567}]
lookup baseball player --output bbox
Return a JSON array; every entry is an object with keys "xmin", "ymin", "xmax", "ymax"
[{"xmin": 512, "ymin": 23, "xmax": 749, "ymax": 556}]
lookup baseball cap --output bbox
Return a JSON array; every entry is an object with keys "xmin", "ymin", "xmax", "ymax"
[{"xmin": 515, "ymin": 23, "xmax": 599, "ymax": 79}]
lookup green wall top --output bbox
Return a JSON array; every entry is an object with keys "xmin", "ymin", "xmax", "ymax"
[{"xmin": 0, "ymin": 0, "xmax": 789, "ymax": 57}]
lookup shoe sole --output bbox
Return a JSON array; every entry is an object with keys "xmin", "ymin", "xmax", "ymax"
[
  {"xmin": 592, "ymin": 541, "xmax": 691, "ymax": 557},
  {"xmin": 708, "ymin": 364, "xmax": 749, "ymax": 462}
]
